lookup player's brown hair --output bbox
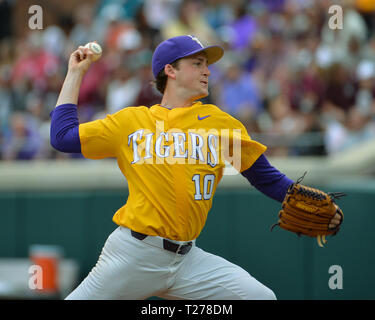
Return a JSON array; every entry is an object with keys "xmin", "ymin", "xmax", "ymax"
[{"xmin": 153, "ymin": 59, "xmax": 180, "ymax": 94}]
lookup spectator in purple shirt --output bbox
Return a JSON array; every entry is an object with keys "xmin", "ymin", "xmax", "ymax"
[
  {"xmin": 228, "ymin": 4, "xmax": 258, "ymax": 51},
  {"xmin": 2, "ymin": 112, "xmax": 42, "ymax": 160}
]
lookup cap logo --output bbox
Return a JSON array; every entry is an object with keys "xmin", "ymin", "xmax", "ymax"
[{"xmin": 188, "ymin": 35, "xmax": 203, "ymax": 48}]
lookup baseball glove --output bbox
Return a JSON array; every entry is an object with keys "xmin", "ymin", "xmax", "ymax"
[{"xmin": 271, "ymin": 172, "xmax": 346, "ymax": 247}]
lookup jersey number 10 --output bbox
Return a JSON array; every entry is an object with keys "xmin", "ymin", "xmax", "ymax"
[{"xmin": 192, "ymin": 174, "xmax": 215, "ymax": 200}]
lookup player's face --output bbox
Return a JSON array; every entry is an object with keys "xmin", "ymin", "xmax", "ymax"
[{"xmin": 174, "ymin": 53, "xmax": 210, "ymax": 101}]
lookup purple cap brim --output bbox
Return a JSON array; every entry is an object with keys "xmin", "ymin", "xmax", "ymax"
[
  {"xmin": 177, "ymin": 45, "xmax": 224, "ymax": 66},
  {"xmin": 152, "ymin": 35, "xmax": 224, "ymax": 78}
]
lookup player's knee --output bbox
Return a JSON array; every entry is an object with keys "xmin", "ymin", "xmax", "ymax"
[
  {"xmin": 240, "ymin": 278, "xmax": 277, "ymax": 300},
  {"xmin": 241, "ymin": 285, "xmax": 277, "ymax": 300},
  {"xmin": 260, "ymin": 287, "xmax": 277, "ymax": 300},
  {"xmin": 247, "ymin": 282, "xmax": 276, "ymax": 300}
]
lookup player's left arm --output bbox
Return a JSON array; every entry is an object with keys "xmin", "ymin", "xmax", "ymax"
[
  {"xmin": 241, "ymin": 154, "xmax": 294, "ymax": 203},
  {"xmin": 242, "ymin": 154, "xmax": 343, "ymax": 236},
  {"xmin": 224, "ymin": 114, "xmax": 293, "ymax": 202},
  {"xmin": 228, "ymin": 114, "xmax": 343, "ymax": 234}
]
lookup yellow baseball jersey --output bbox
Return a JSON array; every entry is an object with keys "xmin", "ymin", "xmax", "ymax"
[{"xmin": 79, "ymin": 101, "xmax": 266, "ymax": 241}]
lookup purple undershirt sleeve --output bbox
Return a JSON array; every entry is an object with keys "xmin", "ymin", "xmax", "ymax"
[
  {"xmin": 241, "ymin": 154, "xmax": 294, "ymax": 202},
  {"xmin": 50, "ymin": 103, "xmax": 81, "ymax": 153}
]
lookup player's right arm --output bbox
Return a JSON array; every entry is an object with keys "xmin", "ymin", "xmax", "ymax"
[
  {"xmin": 50, "ymin": 45, "xmax": 95, "ymax": 153},
  {"xmin": 56, "ymin": 45, "xmax": 95, "ymax": 106},
  {"xmin": 51, "ymin": 44, "xmax": 124, "ymax": 160}
]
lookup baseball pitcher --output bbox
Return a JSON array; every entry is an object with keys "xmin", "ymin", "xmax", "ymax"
[{"xmin": 50, "ymin": 35, "xmax": 344, "ymax": 299}]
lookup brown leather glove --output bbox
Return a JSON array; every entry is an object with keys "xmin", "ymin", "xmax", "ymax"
[{"xmin": 271, "ymin": 173, "xmax": 345, "ymax": 247}]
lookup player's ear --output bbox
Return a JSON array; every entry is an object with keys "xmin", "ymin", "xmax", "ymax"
[{"xmin": 164, "ymin": 64, "xmax": 177, "ymax": 80}]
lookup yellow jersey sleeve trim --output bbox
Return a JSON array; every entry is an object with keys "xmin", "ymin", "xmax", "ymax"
[
  {"xmin": 240, "ymin": 141, "xmax": 267, "ymax": 173},
  {"xmin": 78, "ymin": 110, "xmax": 127, "ymax": 160}
]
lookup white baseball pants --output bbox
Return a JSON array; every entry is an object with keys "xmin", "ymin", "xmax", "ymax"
[{"xmin": 65, "ymin": 226, "xmax": 276, "ymax": 300}]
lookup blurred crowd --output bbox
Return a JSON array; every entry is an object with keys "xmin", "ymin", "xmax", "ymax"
[{"xmin": 1, "ymin": 0, "xmax": 375, "ymax": 160}]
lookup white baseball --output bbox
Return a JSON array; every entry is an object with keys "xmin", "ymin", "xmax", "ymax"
[{"xmin": 84, "ymin": 42, "xmax": 102, "ymax": 61}]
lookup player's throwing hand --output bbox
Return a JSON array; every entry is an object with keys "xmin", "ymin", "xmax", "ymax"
[
  {"xmin": 55, "ymin": 41, "xmax": 100, "ymax": 106},
  {"xmin": 68, "ymin": 43, "xmax": 97, "ymax": 75}
]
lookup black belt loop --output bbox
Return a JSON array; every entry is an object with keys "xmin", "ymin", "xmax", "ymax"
[
  {"xmin": 131, "ymin": 230, "xmax": 148, "ymax": 240},
  {"xmin": 130, "ymin": 229, "xmax": 192, "ymax": 255},
  {"xmin": 179, "ymin": 242, "xmax": 193, "ymax": 255},
  {"xmin": 163, "ymin": 239, "xmax": 192, "ymax": 255}
]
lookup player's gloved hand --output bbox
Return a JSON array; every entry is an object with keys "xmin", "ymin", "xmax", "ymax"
[{"xmin": 271, "ymin": 172, "xmax": 346, "ymax": 247}]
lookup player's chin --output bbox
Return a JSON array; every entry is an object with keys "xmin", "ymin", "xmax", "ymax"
[{"xmin": 195, "ymin": 88, "xmax": 209, "ymax": 100}]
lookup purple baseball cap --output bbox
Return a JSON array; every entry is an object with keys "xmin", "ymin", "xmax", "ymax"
[{"xmin": 152, "ymin": 35, "xmax": 224, "ymax": 78}]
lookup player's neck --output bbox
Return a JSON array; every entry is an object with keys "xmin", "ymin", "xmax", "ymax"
[
  {"xmin": 160, "ymin": 97, "xmax": 195, "ymax": 109},
  {"xmin": 160, "ymin": 87, "xmax": 196, "ymax": 109}
]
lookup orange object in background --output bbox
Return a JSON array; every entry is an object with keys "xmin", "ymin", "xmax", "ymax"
[
  {"xmin": 29, "ymin": 245, "xmax": 62, "ymax": 293},
  {"xmin": 356, "ymin": 0, "xmax": 375, "ymax": 12}
]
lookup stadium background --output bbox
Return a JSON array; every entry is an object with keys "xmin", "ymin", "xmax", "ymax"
[{"xmin": 0, "ymin": 0, "xmax": 375, "ymax": 299}]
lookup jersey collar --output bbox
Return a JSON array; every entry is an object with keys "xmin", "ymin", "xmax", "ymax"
[{"xmin": 150, "ymin": 101, "xmax": 202, "ymax": 119}]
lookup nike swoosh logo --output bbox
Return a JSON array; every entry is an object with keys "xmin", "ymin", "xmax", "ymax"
[{"xmin": 198, "ymin": 115, "xmax": 211, "ymax": 120}]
